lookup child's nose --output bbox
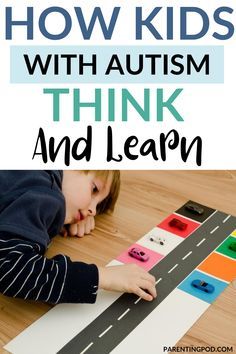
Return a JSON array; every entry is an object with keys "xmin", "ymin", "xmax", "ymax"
[{"xmin": 88, "ymin": 201, "xmax": 97, "ymax": 216}]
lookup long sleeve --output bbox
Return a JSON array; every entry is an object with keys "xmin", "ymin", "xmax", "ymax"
[{"xmin": 0, "ymin": 235, "xmax": 98, "ymax": 304}]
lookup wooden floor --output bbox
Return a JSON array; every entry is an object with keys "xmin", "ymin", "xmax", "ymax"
[{"xmin": 1, "ymin": 171, "xmax": 236, "ymax": 352}]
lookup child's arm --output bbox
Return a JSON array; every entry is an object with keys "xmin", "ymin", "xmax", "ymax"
[
  {"xmin": 0, "ymin": 234, "xmax": 98, "ymax": 304},
  {"xmin": 0, "ymin": 235, "xmax": 156, "ymax": 304},
  {"xmin": 98, "ymin": 264, "xmax": 157, "ymax": 301}
]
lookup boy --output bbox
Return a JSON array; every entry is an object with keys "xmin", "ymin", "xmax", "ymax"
[{"xmin": 0, "ymin": 170, "xmax": 156, "ymax": 304}]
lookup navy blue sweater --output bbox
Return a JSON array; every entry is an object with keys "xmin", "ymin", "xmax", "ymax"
[{"xmin": 0, "ymin": 171, "xmax": 98, "ymax": 304}]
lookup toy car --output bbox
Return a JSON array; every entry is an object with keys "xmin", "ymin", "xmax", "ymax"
[
  {"xmin": 228, "ymin": 241, "xmax": 236, "ymax": 252},
  {"xmin": 128, "ymin": 247, "xmax": 149, "ymax": 262},
  {"xmin": 149, "ymin": 235, "xmax": 166, "ymax": 245},
  {"xmin": 185, "ymin": 203, "xmax": 204, "ymax": 215},
  {"xmin": 191, "ymin": 279, "xmax": 215, "ymax": 293},
  {"xmin": 169, "ymin": 218, "xmax": 187, "ymax": 230}
]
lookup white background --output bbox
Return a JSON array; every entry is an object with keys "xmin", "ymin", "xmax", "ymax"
[{"xmin": 0, "ymin": 0, "xmax": 235, "ymax": 169}]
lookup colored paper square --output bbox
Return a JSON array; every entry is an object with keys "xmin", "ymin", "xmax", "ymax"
[
  {"xmin": 158, "ymin": 213, "xmax": 200, "ymax": 238},
  {"xmin": 116, "ymin": 243, "xmax": 164, "ymax": 271},
  {"xmin": 231, "ymin": 230, "xmax": 236, "ymax": 237},
  {"xmin": 137, "ymin": 227, "xmax": 183, "ymax": 257},
  {"xmin": 176, "ymin": 200, "xmax": 216, "ymax": 223},
  {"xmin": 198, "ymin": 252, "xmax": 236, "ymax": 282},
  {"xmin": 216, "ymin": 236, "xmax": 236, "ymax": 260},
  {"xmin": 178, "ymin": 270, "xmax": 228, "ymax": 304}
]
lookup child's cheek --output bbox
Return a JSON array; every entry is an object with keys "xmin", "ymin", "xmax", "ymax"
[{"xmin": 80, "ymin": 191, "xmax": 92, "ymax": 209}]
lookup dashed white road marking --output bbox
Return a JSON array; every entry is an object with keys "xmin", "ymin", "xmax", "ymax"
[
  {"xmin": 134, "ymin": 297, "xmax": 141, "ymax": 304},
  {"xmin": 117, "ymin": 308, "xmax": 130, "ymax": 321},
  {"xmin": 168, "ymin": 264, "xmax": 178, "ymax": 274},
  {"xmin": 80, "ymin": 342, "xmax": 94, "ymax": 354},
  {"xmin": 98, "ymin": 325, "xmax": 113, "ymax": 338},
  {"xmin": 196, "ymin": 238, "xmax": 206, "ymax": 247},
  {"xmin": 182, "ymin": 251, "xmax": 192, "ymax": 260},
  {"xmin": 223, "ymin": 215, "xmax": 231, "ymax": 223},
  {"xmin": 155, "ymin": 277, "xmax": 162, "ymax": 285},
  {"xmin": 210, "ymin": 226, "xmax": 219, "ymax": 234}
]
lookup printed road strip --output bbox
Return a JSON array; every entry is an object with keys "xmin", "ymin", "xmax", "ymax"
[{"xmin": 57, "ymin": 211, "xmax": 236, "ymax": 354}]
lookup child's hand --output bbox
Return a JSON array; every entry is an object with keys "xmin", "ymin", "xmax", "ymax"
[
  {"xmin": 98, "ymin": 264, "xmax": 157, "ymax": 301},
  {"xmin": 62, "ymin": 216, "xmax": 95, "ymax": 237}
]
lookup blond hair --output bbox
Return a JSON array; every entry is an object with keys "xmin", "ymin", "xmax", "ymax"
[{"xmin": 83, "ymin": 170, "xmax": 120, "ymax": 214}]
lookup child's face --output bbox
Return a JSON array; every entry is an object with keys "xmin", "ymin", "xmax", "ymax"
[{"xmin": 62, "ymin": 171, "xmax": 113, "ymax": 224}]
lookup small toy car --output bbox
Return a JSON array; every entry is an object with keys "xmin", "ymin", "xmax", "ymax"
[
  {"xmin": 185, "ymin": 203, "xmax": 204, "ymax": 215},
  {"xmin": 149, "ymin": 235, "xmax": 166, "ymax": 246},
  {"xmin": 169, "ymin": 218, "xmax": 187, "ymax": 230},
  {"xmin": 228, "ymin": 241, "xmax": 236, "ymax": 252},
  {"xmin": 128, "ymin": 247, "xmax": 149, "ymax": 262},
  {"xmin": 191, "ymin": 279, "xmax": 215, "ymax": 293}
]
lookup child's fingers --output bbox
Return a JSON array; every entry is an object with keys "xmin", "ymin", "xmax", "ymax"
[
  {"xmin": 141, "ymin": 273, "xmax": 156, "ymax": 285},
  {"xmin": 67, "ymin": 217, "xmax": 94, "ymax": 237},
  {"xmin": 135, "ymin": 287, "xmax": 154, "ymax": 301},
  {"xmin": 130, "ymin": 265, "xmax": 156, "ymax": 300},
  {"xmin": 84, "ymin": 222, "xmax": 91, "ymax": 235},
  {"xmin": 82, "ymin": 216, "xmax": 95, "ymax": 235},
  {"xmin": 77, "ymin": 221, "xmax": 85, "ymax": 237},
  {"xmin": 90, "ymin": 216, "xmax": 95, "ymax": 230},
  {"xmin": 138, "ymin": 279, "xmax": 157, "ymax": 299},
  {"xmin": 84, "ymin": 216, "xmax": 94, "ymax": 234},
  {"xmin": 65, "ymin": 217, "xmax": 95, "ymax": 238},
  {"xmin": 69, "ymin": 223, "xmax": 77, "ymax": 236}
]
